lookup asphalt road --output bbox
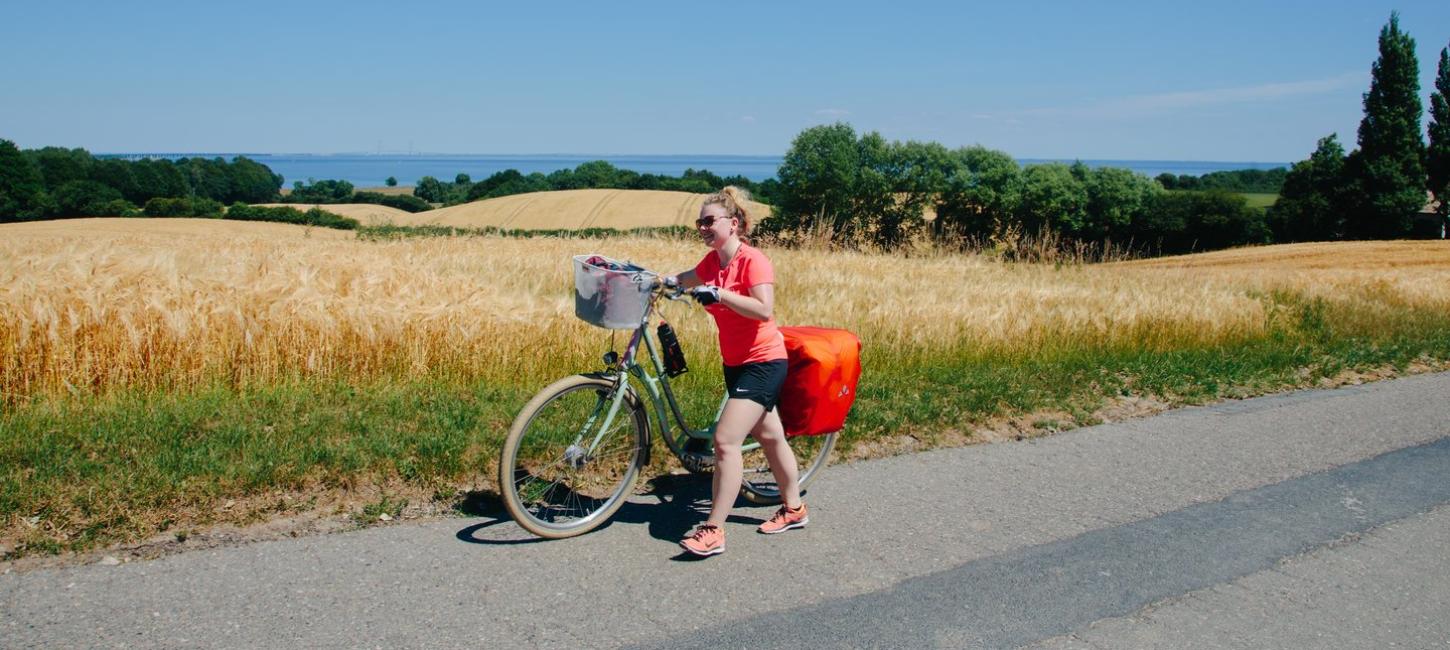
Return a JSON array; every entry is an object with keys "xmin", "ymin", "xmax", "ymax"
[{"xmin": 3, "ymin": 372, "xmax": 1448, "ymax": 649}]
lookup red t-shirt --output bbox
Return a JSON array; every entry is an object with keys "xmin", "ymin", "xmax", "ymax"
[{"xmin": 693, "ymin": 244, "xmax": 788, "ymax": 366}]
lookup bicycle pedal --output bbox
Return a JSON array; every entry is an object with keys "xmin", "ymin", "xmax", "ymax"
[{"xmin": 681, "ymin": 451, "xmax": 716, "ymax": 473}]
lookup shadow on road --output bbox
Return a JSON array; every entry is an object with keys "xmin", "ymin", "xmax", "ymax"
[{"xmin": 453, "ymin": 473, "xmax": 770, "ymax": 549}]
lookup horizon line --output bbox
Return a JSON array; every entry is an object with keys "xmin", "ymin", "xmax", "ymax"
[{"xmin": 90, "ymin": 151, "xmax": 1294, "ymax": 165}]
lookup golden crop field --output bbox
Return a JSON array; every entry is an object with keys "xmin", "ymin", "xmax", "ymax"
[
  {"xmin": 5, "ymin": 218, "xmax": 1450, "ymax": 557},
  {"xmin": 379, "ymin": 189, "xmax": 774, "ymax": 230},
  {"xmin": 3, "ymin": 219, "xmax": 1448, "ymax": 403}
]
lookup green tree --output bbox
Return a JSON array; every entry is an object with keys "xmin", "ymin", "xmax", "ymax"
[
  {"xmin": 572, "ymin": 160, "xmax": 622, "ymax": 188},
  {"xmin": 89, "ymin": 158, "xmax": 139, "ymax": 202},
  {"xmin": 1083, "ymin": 166, "xmax": 1162, "ymax": 240},
  {"xmin": 414, "ymin": 176, "xmax": 447, "ymax": 203},
  {"xmin": 27, "ymin": 146, "xmax": 94, "ymax": 189},
  {"xmin": 1142, "ymin": 191, "xmax": 1265, "ymax": 254},
  {"xmin": 53, "ymin": 180, "xmax": 131, "ymax": 217},
  {"xmin": 1427, "ymin": 43, "xmax": 1450, "ymax": 231},
  {"xmin": 936, "ymin": 145, "xmax": 1021, "ymax": 238},
  {"xmin": 289, "ymin": 178, "xmax": 354, "ymax": 203},
  {"xmin": 467, "ymin": 169, "xmax": 525, "ymax": 201},
  {"xmin": 1018, "ymin": 163, "xmax": 1088, "ymax": 234},
  {"xmin": 228, "ymin": 156, "xmax": 284, "ymax": 203},
  {"xmin": 0, "ymin": 139, "xmax": 49, "ymax": 221},
  {"xmin": 1344, "ymin": 12, "xmax": 1426, "ymax": 239},
  {"xmin": 769, "ymin": 123, "xmax": 934, "ymax": 246},
  {"xmin": 130, "ymin": 159, "xmax": 189, "ymax": 201},
  {"xmin": 177, "ymin": 157, "xmax": 235, "ymax": 202},
  {"xmin": 773, "ymin": 123, "xmax": 863, "ymax": 233},
  {"xmin": 385, "ymin": 176, "xmax": 398, "ymax": 187},
  {"xmin": 1271, "ymin": 134, "xmax": 1349, "ymax": 241},
  {"xmin": 454, "ymin": 173, "xmax": 471, "ymax": 186}
]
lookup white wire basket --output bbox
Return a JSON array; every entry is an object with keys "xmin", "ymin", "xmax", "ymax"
[{"xmin": 572, "ymin": 254, "xmax": 659, "ymax": 329}]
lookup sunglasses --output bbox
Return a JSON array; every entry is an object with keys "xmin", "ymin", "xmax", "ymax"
[{"xmin": 695, "ymin": 215, "xmax": 734, "ymax": 227}]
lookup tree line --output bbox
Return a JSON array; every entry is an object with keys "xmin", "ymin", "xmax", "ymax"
[
  {"xmin": 281, "ymin": 178, "xmax": 433, "ymax": 213},
  {"xmin": 410, "ymin": 163, "xmax": 782, "ymax": 206},
  {"xmin": 1270, "ymin": 13, "xmax": 1448, "ymax": 241},
  {"xmin": 1156, "ymin": 168, "xmax": 1287, "ymax": 193},
  {"xmin": 759, "ymin": 123, "xmax": 1269, "ymax": 255},
  {"xmin": 0, "ymin": 145, "xmax": 283, "ymax": 221},
  {"xmin": 765, "ymin": 14, "xmax": 1449, "ymax": 252}
]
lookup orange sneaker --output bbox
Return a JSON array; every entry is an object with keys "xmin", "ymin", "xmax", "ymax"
[
  {"xmin": 757, "ymin": 503, "xmax": 808, "ymax": 534},
  {"xmin": 680, "ymin": 524, "xmax": 725, "ymax": 556}
]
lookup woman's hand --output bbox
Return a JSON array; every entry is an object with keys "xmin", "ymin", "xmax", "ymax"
[{"xmin": 689, "ymin": 286, "xmax": 721, "ymax": 306}]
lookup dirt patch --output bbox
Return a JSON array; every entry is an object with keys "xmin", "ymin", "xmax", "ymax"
[{"xmin": 1, "ymin": 481, "xmax": 483, "ymax": 574}]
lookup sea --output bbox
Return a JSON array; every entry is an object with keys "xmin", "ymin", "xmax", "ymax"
[{"xmin": 105, "ymin": 153, "xmax": 1291, "ymax": 188}]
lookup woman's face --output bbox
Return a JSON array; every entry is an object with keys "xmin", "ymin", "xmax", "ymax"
[{"xmin": 696, "ymin": 203, "xmax": 736, "ymax": 249}]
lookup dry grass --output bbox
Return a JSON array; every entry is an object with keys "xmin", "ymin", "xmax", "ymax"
[
  {"xmin": 385, "ymin": 189, "xmax": 773, "ymax": 230},
  {"xmin": 4, "ymin": 221, "xmax": 1448, "ymax": 403},
  {"xmin": 0, "ymin": 217, "xmax": 355, "ymax": 242}
]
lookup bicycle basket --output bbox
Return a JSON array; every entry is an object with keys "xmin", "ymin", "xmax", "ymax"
[{"xmin": 573, "ymin": 254, "xmax": 658, "ymax": 329}]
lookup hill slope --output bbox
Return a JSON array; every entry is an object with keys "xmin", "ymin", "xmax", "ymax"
[
  {"xmin": 1116, "ymin": 241, "xmax": 1450, "ymax": 271},
  {"xmin": 383, "ymin": 189, "xmax": 773, "ymax": 230},
  {"xmin": 254, "ymin": 203, "xmax": 415, "ymax": 226},
  {"xmin": 0, "ymin": 217, "xmax": 355, "ymax": 241}
]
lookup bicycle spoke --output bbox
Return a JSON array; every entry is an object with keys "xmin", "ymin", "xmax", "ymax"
[{"xmin": 502, "ymin": 377, "xmax": 646, "ymax": 535}]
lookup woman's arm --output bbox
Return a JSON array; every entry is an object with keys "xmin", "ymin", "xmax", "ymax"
[
  {"xmin": 670, "ymin": 270, "xmax": 701, "ymax": 289},
  {"xmin": 718, "ymin": 283, "xmax": 774, "ymax": 321}
]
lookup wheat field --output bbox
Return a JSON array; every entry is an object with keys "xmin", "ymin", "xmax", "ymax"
[
  {"xmin": 375, "ymin": 189, "xmax": 774, "ymax": 230},
  {"xmin": 4, "ymin": 220, "xmax": 1449, "ymax": 403},
  {"xmin": 5, "ymin": 219, "xmax": 1450, "ymax": 556}
]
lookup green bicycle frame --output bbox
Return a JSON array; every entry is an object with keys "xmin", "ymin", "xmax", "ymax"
[{"xmin": 579, "ymin": 292, "xmax": 762, "ymax": 458}]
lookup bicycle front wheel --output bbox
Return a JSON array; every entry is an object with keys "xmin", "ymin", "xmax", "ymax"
[{"xmin": 499, "ymin": 374, "xmax": 649, "ymax": 539}]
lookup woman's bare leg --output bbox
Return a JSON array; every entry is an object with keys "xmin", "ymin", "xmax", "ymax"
[
  {"xmin": 705, "ymin": 398, "xmax": 765, "ymax": 528},
  {"xmin": 751, "ymin": 408, "xmax": 802, "ymax": 508}
]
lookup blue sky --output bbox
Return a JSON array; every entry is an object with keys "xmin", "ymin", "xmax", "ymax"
[{"xmin": 3, "ymin": 1, "xmax": 1449, "ymax": 161}]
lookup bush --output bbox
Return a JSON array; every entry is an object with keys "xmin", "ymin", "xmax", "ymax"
[
  {"xmin": 53, "ymin": 180, "xmax": 135, "ymax": 217},
  {"xmin": 142, "ymin": 195, "xmax": 223, "ymax": 217},
  {"xmin": 1134, "ymin": 191, "xmax": 1268, "ymax": 254},
  {"xmin": 351, "ymin": 191, "xmax": 432, "ymax": 213},
  {"xmin": 287, "ymin": 179, "xmax": 355, "ymax": 204},
  {"xmin": 0, "ymin": 139, "xmax": 49, "ymax": 221},
  {"xmin": 225, "ymin": 203, "xmax": 359, "ymax": 230},
  {"xmin": 143, "ymin": 196, "xmax": 224, "ymax": 218},
  {"xmin": 104, "ymin": 199, "xmax": 143, "ymax": 218}
]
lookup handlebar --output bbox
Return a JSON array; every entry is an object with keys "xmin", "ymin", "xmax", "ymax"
[{"xmin": 650, "ymin": 278, "xmax": 690, "ymax": 301}]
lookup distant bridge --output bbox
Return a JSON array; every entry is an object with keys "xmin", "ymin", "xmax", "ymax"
[{"xmin": 95, "ymin": 153, "xmax": 265, "ymax": 161}]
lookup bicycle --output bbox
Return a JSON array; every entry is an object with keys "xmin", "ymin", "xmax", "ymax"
[{"xmin": 497, "ymin": 255, "xmax": 836, "ymax": 539}]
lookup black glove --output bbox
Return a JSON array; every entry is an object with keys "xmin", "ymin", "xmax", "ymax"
[{"xmin": 689, "ymin": 285, "xmax": 721, "ymax": 306}]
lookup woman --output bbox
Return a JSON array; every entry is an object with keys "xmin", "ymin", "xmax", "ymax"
[{"xmin": 665, "ymin": 186, "xmax": 807, "ymax": 557}]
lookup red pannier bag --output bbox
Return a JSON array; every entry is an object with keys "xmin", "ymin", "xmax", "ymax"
[{"xmin": 778, "ymin": 326, "xmax": 862, "ymax": 437}]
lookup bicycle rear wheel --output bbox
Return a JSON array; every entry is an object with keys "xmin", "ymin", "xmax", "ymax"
[
  {"xmin": 740, "ymin": 431, "xmax": 836, "ymax": 505},
  {"xmin": 499, "ymin": 374, "xmax": 649, "ymax": 539}
]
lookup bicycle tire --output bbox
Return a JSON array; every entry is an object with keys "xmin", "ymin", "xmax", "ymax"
[
  {"xmin": 739, "ymin": 431, "xmax": 836, "ymax": 505},
  {"xmin": 499, "ymin": 374, "xmax": 650, "ymax": 539}
]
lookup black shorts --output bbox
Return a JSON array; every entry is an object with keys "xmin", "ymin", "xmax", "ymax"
[{"xmin": 723, "ymin": 359, "xmax": 788, "ymax": 412}]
